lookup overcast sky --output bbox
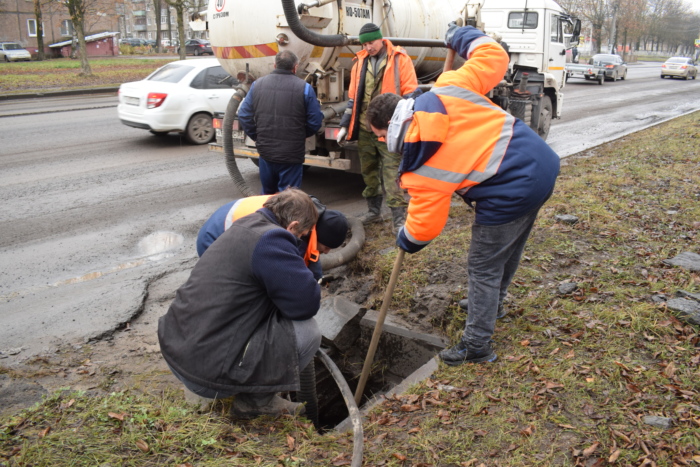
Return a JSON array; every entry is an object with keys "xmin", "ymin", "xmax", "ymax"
[{"xmin": 690, "ymin": 0, "xmax": 700, "ymax": 13}]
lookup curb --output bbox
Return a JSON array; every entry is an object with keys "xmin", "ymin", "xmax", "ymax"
[{"xmin": 0, "ymin": 87, "xmax": 120, "ymax": 101}]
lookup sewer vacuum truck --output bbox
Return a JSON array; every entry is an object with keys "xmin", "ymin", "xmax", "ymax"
[{"xmin": 207, "ymin": 0, "xmax": 580, "ymax": 191}]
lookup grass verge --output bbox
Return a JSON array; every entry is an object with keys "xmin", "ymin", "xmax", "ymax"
[
  {"xmin": 1, "ymin": 112, "xmax": 699, "ymax": 466},
  {"xmin": 0, "ymin": 58, "xmax": 176, "ymax": 95}
]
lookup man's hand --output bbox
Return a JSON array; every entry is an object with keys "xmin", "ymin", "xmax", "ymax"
[
  {"xmin": 444, "ymin": 21, "xmax": 460, "ymax": 48},
  {"xmin": 337, "ymin": 127, "xmax": 348, "ymax": 145}
]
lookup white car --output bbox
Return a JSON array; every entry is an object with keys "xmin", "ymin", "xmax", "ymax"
[
  {"xmin": 660, "ymin": 57, "xmax": 698, "ymax": 80},
  {"xmin": 0, "ymin": 42, "xmax": 32, "ymax": 62},
  {"xmin": 118, "ymin": 58, "xmax": 238, "ymax": 144}
]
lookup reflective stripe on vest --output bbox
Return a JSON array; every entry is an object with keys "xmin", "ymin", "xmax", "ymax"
[
  {"xmin": 225, "ymin": 194, "xmax": 319, "ymax": 266},
  {"xmin": 411, "ymin": 85, "xmax": 514, "ymax": 186}
]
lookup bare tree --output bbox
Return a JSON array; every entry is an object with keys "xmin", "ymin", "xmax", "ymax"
[
  {"xmin": 153, "ymin": 0, "xmax": 163, "ymax": 53},
  {"xmin": 63, "ymin": 0, "xmax": 92, "ymax": 75},
  {"xmin": 164, "ymin": 0, "xmax": 191, "ymax": 59},
  {"xmin": 34, "ymin": 0, "xmax": 45, "ymax": 60}
]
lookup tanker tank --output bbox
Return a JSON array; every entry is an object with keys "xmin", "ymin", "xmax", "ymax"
[{"xmin": 207, "ymin": 0, "xmax": 466, "ymax": 84}]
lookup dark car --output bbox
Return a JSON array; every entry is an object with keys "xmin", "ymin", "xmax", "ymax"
[
  {"xmin": 179, "ymin": 39, "xmax": 212, "ymax": 56},
  {"xmin": 120, "ymin": 38, "xmax": 148, "ymax": 47},
  {"xmin": 589, "ymin": 54, "xmax": 627, "ymax": 81}
]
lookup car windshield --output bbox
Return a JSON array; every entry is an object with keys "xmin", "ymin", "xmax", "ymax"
[
  {"xmin": 147, "ymin": 64, "xmax": 194, "ymax": 83},
  {"xmin": 3, "ymin": 43, "xmax": 23, "ymax": 50},
  {"xmin": 666, "ymin": 58, "xmax": 689, "ymax": 64}
]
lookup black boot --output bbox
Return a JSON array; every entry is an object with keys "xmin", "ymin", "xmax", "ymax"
[
  {"xmin": 359, "ymin": 196, "xmax": 382, "ymax": 225},
  {"xmin": 390, "ymin": 206, "xmax": 407, "ymax": 234}
]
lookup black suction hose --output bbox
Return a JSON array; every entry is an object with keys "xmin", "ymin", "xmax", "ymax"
[
  {"xmin": 281, "ymin": 0, "xmax": 446, "ymax": 48},
  {"xmin": 316, "ymin": 348, "xmax": 363, "ymax": 467},
  {"xmin": 298, "ymin": 359, "xmax": 319, "ymax": 428},
  {"xmin": 320, "ymin": 216, "xmax": 364, "ymax": 272},
  {"xmin": 223, "ymin": 89, "xmax": 255, "ymax": 197}
]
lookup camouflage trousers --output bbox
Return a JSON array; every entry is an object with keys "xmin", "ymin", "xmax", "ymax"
[{"xmin": 357, "ymin": 128, "xmax": 408, "ymax": 208}]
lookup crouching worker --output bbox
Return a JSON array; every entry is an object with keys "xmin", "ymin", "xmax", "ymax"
[
  {"xmin": 196, "ymin": 194, "xmax": 348, "ymax": 281},
  {"xmin": 366, "ymin": 25, "xmax": 560, "ymax": 366},
  {"xmin": 158, "ymin": 188, "xmax": 323, "ymax": 418}
]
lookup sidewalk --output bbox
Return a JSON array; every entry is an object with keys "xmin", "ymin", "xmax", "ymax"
[{"xmin": 0, "ymin": 86, "xmax": 120, "ymax": 101}]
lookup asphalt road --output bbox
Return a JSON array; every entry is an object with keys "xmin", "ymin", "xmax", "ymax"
[{"xmin": 0, "ymin": 61, "xmax": 698, "ymax": 363}]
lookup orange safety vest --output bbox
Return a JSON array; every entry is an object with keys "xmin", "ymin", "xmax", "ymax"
[
  {"xmin": 400, "ymin": 38, "xmax": 513, "ymax": 244},
  {"xmin": 228, "ymin": 195, "xmax": 320, "ymax": 266},
  {"xmin": 347, "ymin": 39, "xmax": 418, "ymax": 138}
]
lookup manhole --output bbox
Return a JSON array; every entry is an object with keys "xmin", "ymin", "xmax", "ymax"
[{"xmin": 304, "ymin": 296, "xmax": 446, "ymax": 431}]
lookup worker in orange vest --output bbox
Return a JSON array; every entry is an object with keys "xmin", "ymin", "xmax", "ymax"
[
  {"xmin": 197, "ymin": 194, "xmax": 348, "ymax": 281},
  {"xmin": 366, "ymin": 25, "xmax": 560, "ymax": 366}
]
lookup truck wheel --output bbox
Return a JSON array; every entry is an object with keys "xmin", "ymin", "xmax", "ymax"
[
  {"xmin": 584, "ymin": 76, "xmax": 591, "ymax": 80},
  {"xmin": 537, "ymin": 96, "xmax": 552, "ymax": 140},
  {"xmin": 185, "ymin": 113, "xmax": 214, "ymax": 144}
]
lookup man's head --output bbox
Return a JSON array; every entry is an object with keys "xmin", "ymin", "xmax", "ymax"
[
  {"xmin": 366, "ymin": 93, "xmax": 402, "ymax": 138},
  {"xmin": 275, "ymin": 50, "xmax": 299, "ymax": 73},
  {"xmin": 263, "ymin": 187, "xmax": 318, "ymax": 238},
  {"xmin": 359, "ymin": 23, "xmax": 384, "ymax": 56},
  {"xmin": 315, "ymin": 210, "xmax": 348, "ymax": 253}
]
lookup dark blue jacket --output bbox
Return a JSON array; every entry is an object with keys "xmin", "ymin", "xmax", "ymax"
[
  {"xmin": 158, "ymin": 208, "xmax": 320, "ymax": 393},
  {"xmin": 238, "ymin": 69, "xmax": 324, "ymax": 164}
]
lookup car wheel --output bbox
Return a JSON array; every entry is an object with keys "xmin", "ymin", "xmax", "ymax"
[
  {"xmin": 536, "ymin": 95, "xmax": 552, "ymax": 140},
  {"xmin": 185, "ymin": 113, "xmax": 214, "ymax": 144},
  {"xmin": 660, "ymin": 75, "xmax": 664, "ymax": 78},
  {"xmin": 4, "ymin": 56, "xmax": 9, "ymax": 62},
  {"xmin": 194, "ymin": 48, "xmax": 201, "ymax": 56},
  {"xmin": 685, "ymin": 73, "xmax": 690, "ymax": 80},
  {"xmin": 621, "ymin": 70, "xmax": 627, "ymax": 80}
]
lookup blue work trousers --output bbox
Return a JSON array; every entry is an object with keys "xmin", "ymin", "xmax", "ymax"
[{"xmin": 258, "ymin": 158, "xmax": 303, "ymax": 195}]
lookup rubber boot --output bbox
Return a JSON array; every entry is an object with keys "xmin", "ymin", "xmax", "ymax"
[
  {"xmin": 390, "ymin": 206, "xmax": 407, "ymax": 234},
  {"xmin": 230, "ymin": 393, "xmax": 305, "ymax": 419},
  {"xmin": 358, "ymin": 196, "xmax": 382, "ymax": 225}
]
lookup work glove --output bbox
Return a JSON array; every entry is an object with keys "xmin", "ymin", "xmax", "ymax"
[
  {"xmin": 444, "ymin": 21, "xmax": 460, "ymax": 49},
  {"xmin": 337, "ymin": 127, "xmax": 348, "ymax": 145}
]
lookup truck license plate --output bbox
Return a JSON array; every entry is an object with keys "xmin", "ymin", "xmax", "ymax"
[{"xmin": 232, "ymin": 130, "xmax": 244, "ymax": 141}]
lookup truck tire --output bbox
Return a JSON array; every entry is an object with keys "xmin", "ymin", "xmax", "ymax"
[
  {"xmin": 537, "ymin": 96, "xmax": 552, "ymax": 141},
  {"xmin": 184, "ymin": 113, "xmax": 214, "ymax": 144}
]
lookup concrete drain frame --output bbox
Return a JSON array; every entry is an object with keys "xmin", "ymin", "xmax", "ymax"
[{"xmin": 306, "ymin": 296, "xmax": 446, "ymax": 431}]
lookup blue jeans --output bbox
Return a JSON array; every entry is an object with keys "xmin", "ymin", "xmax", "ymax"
[
  {"xmin": 170, "ymin": 318, "xmax": 321, "ymax": 399},
  {"xmin": 462, "ymin": 201, "xmax": 547, "ymax": 348},
  {"xmin": 258, "ymin": 158, "xmax": 304, "ymax": 195}
]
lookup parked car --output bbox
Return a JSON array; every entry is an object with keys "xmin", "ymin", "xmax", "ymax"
[
  {"xmin": 0, "ymin": 42, "xmax": 31, "ymax": 62},
  {"xmin": 178, "ymin": 39, "xmax": 212, "ymax": 56},
  {"xmin": 119, "ymin": 38, "xmax": 148, "ymax": 47},
  {"xmin": 118, "ymin": 58, "xmax": 238, "ymax": 144},
  {"xmin": 660, "ymin": 57, "xmax": 698, "ymax": 80},
  {"xmin": 589, "ymin": 54, "xmax": 627, "ymax": 81}
]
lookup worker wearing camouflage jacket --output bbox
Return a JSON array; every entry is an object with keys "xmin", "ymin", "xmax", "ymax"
[
  {"xmin": 337, "ymin": 23, "xmax": 418, "ymax": 233},
  {"xmin": 366, "ymin": 25, "xmax": 560, "ymax": 366}
]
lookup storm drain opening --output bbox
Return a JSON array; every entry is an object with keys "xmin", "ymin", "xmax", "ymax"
[{"xmin": 298, "ymin": 296, "xmax": 446, "ymax": 431}]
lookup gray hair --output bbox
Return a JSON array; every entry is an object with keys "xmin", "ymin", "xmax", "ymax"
[{"xmin": 275, "ymin": 50, "xmax": 299, "ymax": 71}]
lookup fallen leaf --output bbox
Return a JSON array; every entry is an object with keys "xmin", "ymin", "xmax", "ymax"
[
  {"xmin": 400, "ymin": 404, "xmax": 421, "ymax": 412},
  {"xmin": 408, "ymin": 427, "xmax": 421, "ymax": 434},
  {"xmin": 392, "ymin": 453, "xmax": 407, "ymax": 461},
  {"xmin": 108, "ymin": 412, "xmax": 126, "ymax": 421},
  {"xmin": 135, "ymin": 439, "xmax": 149, "ymax": 453},
  {"xmin": 286, "ymin": 434, "xmax": 295, "ymax": 451},
  {"xmin": 520, "ymin": 425, "xmax": 534, "ymax": 436},
  {"xmin": 520, "ymin": 339, "xmax": 530, "ymax": 347},
  {"xmin": 39, "ymin": 426, "xmax": 51, "ymax": 438},
  {"xmin": 582, "ymin": 442, "xmax": 599, "ymax": 457},
  {"xmin": 608, "ymin": 449, "xmax": 621, "ymax": 462}
]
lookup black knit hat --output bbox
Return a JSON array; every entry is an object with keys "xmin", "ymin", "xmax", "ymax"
[
  {"xmin": 359, "ymin": 23, "xmax": 382, "ymax": 44},
  {"xmin": 316, "ymin": 210, "xmax": 348, "ymax": 249}
]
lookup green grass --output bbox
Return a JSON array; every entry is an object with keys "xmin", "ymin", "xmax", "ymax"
[
  {"xmin": 0, "ymin": 58, "xmax": 176, "ymax": 94},
  {"xmin": 1, "ymin": 112, "xmax": 699, "ymax": 465}
]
